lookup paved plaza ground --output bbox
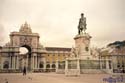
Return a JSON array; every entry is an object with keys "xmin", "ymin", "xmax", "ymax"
[{"xmin": 0, "ymin": 73, "xmax": 114, "ymax": 83}]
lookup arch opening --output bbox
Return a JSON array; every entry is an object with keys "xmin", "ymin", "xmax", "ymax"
[
  {"xmin": 52, "ymin": 64, "xmax": 56, "ymax": 69},
  {"xmin": 46, "ymin": 64, "xmax": 50, "ymax": 69},
  {"xmin": 39, "ymin": 62, "xmax": 44, "ymax": 68},
  {"xmin": 3, "ymin": 61, "xmax": 9, "ymax": 69},
  {"xmin": 19, "ymin": 45, "xmax": 32, "ymax": 71}
]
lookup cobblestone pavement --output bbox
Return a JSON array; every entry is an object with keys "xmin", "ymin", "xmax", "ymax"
[{"xmin": 0, "ymin": 73, "xmax": 110, "ymax": 83}]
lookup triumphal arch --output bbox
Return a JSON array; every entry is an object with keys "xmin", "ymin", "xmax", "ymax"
[{"xmin": 0, "ymin": 22, "xmax": 46, "ymax": 72}]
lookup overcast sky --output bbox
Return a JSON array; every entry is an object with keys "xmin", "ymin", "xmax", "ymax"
[{"xmin": 0, "ymin": 0, "xmax": 124, "ymax": 48}]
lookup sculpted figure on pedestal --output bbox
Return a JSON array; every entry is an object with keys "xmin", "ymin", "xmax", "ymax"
[{"xmin": 78, "ymin": 13, "xmax": 87, "ymax": 34}]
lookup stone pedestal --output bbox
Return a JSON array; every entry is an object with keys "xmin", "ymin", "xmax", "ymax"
[
  {"xmin": 74, "ymin": 33, "xmax": 92, "ymax": 59},
  {"xmin": 65, "ymin": 33, "xmax": 92, "ymax": 76},
  {"xmin": 65, "ymin": 58, "xmax": 80, "ymax": 76}
]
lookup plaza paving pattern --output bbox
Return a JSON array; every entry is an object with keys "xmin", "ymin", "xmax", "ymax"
[{"xmin": 0, "ymin": 73, "xmax": 110, "ymax": 83}]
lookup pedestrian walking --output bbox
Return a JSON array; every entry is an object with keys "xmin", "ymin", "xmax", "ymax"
[{"xmin": 23, "ymin": 66, "xmax": 26, "ymax": 76}]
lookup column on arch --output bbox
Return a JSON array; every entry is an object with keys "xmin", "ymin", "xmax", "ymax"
[
  {"xmin": 16, "ymin": 55, "xmax": 19, "ymax": 69},
  {"xmin": 12, "ymin": 56, "xmax": 14, "ymax": 69},
  {"xmin": 33, "ymin": 53, "xmax": 37, "ymax": 69},
  {"xmin": 9, "ymin": 55, "xmax": 11, "ymax": 69},
  {"xmin": 31, "ymin": 55, "xmax": 34, "ymax": 70},
  {"xmin": 35, "ymin": 56, "xmax": 37, "ymax": 69},
  {"xmin": 34, "ymin": 54, "xmax": 37, "ymax": 69},
  {"xmin": 37, "ymin": 55, "xmax": 39, "ymax": 69},
  {"xmin": 36, "ymin": 54, "xmax": 41, "ymax": 69},
  {"xmin": 13, "ymin": 55, "xmax": 16, "ymax": 69}
]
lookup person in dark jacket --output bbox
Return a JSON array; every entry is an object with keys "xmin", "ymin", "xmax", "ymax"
[{"xmin": 23, "ymin": 66, "xmax": 26, "ymax": 76}]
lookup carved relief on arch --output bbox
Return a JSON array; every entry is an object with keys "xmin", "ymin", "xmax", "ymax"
[{"xmin": 20, "ymin": 36, "xmax": 32, "ymax": 47}]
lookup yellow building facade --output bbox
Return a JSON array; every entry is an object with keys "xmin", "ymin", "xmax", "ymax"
[{"xmin": 45, "ymin": 47, "xmax": 71, "ymax": 72}]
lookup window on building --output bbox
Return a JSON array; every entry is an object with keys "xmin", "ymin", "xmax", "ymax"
[
  {"xmin": 58, "ymin": 61, "xmax": 65, "ymax": 69},
  {"xmin": 117, "ymin": 62, "xmax": 120, "ymax": 68},
  {"xmin": 109, "ymin": 61, "xmax": 112, "ymax": 69},
  {"xmin": 46, "ymin": 64, "xmax": 50, "ymax": 69},
  {"xmin": 52, "ymin": 64, "xmax": 56, "ymax": 69},
  {"xmin": 102, "ymin": 60, "xmax": 106, "ymax": 69}
]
